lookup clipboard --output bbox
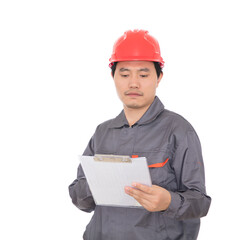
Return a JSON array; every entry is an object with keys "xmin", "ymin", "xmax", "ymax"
[{"xmin": 79, "ymin": 154, "xmax": 152, "ymax": 208}]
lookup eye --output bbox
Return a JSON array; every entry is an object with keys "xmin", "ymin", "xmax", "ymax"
[
  {"xmin": 121, "ymin": 74, "xmax": 129, "ymax": 78},
  {"xmin": 140, "ymin": 74, "xmax": 149, "ymax": 78}
]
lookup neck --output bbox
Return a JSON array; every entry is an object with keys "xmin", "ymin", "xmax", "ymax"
[{"xmin": 123, "ymin": 104, "xmax": 151, "ymax": 127}]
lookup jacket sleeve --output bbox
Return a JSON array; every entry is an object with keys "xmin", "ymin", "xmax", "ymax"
[
  {"xmin": 163, "ymin": 130, "xmax": 211, "ymax": 220},
  {"xmin": 68, "ymin": 136, "xmax": 96, "ymax": 213}
]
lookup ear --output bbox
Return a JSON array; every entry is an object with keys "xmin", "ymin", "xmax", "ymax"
[{"xmin": 156, "ymin": 72, "xmax": 163, "ymax": 87}]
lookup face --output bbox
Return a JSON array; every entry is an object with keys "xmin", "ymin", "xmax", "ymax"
[{"xmin": 113, "ymin": 61, "xmax": 163, "ymax": 111}]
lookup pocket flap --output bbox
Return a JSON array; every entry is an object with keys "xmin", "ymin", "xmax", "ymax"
[{"xmin": 148, "ymin": 158, "xmax": 169, "ymax": 168}]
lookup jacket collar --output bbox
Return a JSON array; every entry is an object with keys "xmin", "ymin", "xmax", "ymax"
[{"xmin": 109, "ymin": 96, "xmax": 165, "ymax": 128}]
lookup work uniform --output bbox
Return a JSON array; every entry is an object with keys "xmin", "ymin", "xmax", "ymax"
[{"xmin": 69, "ymin": 96, "xmax": 211, "ymax": 240}]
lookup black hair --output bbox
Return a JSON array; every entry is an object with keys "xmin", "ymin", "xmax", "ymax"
[
  {"xmin": 153, "ymin": 62, "xmax": 163, "ymax": 79},
  {"xmin": 111, "ymin": 62, "xmax": 163, "ymax": 78}
]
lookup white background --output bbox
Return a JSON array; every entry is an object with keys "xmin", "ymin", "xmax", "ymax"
[{"xmin": 0, "ymin": 0, "xmax": 248, "ymax": 239}]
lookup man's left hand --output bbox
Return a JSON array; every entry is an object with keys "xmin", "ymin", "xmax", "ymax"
[{"xmin": 124, "ymin": 183, "xmax": 171, "ymax": 212}]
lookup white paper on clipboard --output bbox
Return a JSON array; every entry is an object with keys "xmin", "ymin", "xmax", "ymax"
[{"xmin": 79, "ymin": 154, "xmax": 152, "ymax": 208}]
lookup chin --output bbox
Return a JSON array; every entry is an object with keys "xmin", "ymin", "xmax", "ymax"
[
  {"xmin": 124, "ymin": 102, "xmax": 144, "ymax": 109},
  {"xmin": 126, "ymin": 105, "xmax": 141, "ymax": 109}
]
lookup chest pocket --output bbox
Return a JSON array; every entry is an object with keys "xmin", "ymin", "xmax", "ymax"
[{"xmin": 134, "ymin": 151, "xmax": 177, "ymax": 191}]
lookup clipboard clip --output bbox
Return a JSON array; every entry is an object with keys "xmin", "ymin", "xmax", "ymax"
[{"xmin": 94, "ymin": 154, "xmax": 132, "ymax": 163}]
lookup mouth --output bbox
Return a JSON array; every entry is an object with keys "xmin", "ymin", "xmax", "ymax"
[{"xmin": 125, "ymin": 91, "xmax": 143, "ymax": 97}]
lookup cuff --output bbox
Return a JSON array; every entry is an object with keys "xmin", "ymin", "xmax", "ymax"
[{"xmin": 161, "ymin": 191, "xmax": 182, "ymax": 218}]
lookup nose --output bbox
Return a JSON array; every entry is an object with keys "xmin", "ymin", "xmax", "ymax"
[{"xmin": 128, "ymin": 75, "xmax": 140, "ymax": 89}]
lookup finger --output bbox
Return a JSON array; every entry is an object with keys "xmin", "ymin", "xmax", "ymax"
[
  {"xmin": 125, "ymin": 186, "xmax": 150, "ymax": 200},
  {"xmin": 131, "ymin": 182, "xmax": 154, "ymax": 194},
  {"xmin": 135, "ymin": 197, "xmax": 153, "ymax": 210},
  {"xmin": 130, "ymin": 193, "xmax": 158, "ymax": 212},
  {"xmin": 125, "ymin": 187, "xmax": 153, "ymax": 209}
]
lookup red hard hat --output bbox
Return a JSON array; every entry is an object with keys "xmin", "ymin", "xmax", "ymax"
[{"xmin": 109, "ymin": 29, "xmax": 164, "ymax": 68}]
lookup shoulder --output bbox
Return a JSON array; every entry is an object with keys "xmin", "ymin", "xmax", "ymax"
[
  {"xmin": 162, "ymin": 109, "xmax": 194, "ymax": 129},
  {"xmin": 94, "ymin": 118, "xmax": 116, "ymax": 134},
  {"xmin": 158, "ymin": 109, "xmax": 198, "ymax": 141}
]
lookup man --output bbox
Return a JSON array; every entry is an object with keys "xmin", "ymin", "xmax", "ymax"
[{"xmin": 69, "ymin": 29, "xmax": 211, "ymax": 240}]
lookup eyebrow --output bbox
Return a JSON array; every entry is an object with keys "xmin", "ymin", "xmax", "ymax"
[
  {"xmin": 119, "ymin": 68, "xmax": 150, "ymax": 72},
  {"xmin": 119, "ymin": 68, "xmax": 130, "ymax": 72},
  {"xmin": 138, "ymin": 68, "xmax": 150, "ymax": 72}
]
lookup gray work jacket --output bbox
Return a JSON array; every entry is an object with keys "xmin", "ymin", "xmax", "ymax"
[{"xmin": 69, "ymin": 96, "xmax": 211, "ymax": 240}]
